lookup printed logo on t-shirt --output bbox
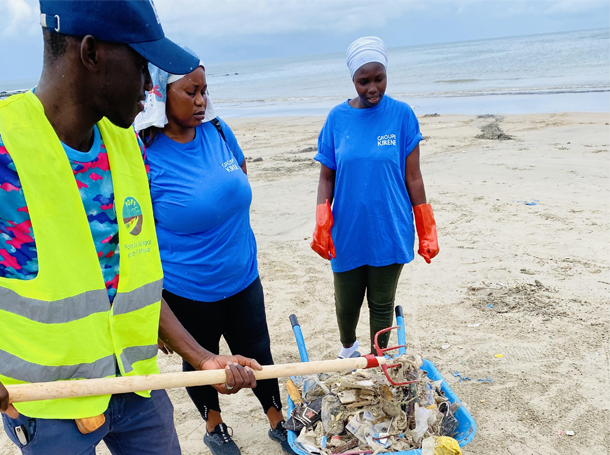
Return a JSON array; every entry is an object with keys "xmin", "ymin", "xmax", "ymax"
[
  {"xmin": 222, "ymin": 158, "xmax": 240, "ymax": 173},
  {"xmin": 377, "ymin": 134, "xmax": 396, "ymax": 147},
  {"xmin": 123, "ymin": 196, "xmax": 143, "ymax": 236}
]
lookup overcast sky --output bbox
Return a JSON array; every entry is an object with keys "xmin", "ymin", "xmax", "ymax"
[{"xmin": 0, "ymin": 0, "xmax": 608, "ymax": 83}]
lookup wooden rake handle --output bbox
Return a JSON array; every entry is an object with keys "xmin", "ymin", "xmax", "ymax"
[{"xmin": 7, "ymin": 356, "xmax": 387, "ymax": 404}]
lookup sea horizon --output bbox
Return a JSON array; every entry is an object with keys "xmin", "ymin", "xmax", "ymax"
[{"xmin": 2, "ymin": 27, "xmax": 608, "ymax": 117}]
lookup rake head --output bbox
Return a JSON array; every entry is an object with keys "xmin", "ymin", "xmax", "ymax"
[{"xmin": 373, "ymin": 326, "xmax": 418, "ymax": 386}]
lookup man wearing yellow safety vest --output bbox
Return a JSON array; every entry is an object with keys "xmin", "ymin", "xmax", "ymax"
[{"xmin": 0, "ymin": 1, "xmax": 261, "ymax": 453}]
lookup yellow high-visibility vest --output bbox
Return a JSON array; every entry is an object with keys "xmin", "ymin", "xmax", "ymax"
[{"xmin": 0, "ymin": 92, "xmax": 163, "ymax": 419}]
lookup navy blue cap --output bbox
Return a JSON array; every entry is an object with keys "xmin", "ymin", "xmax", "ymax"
[{"xmin": 39, "ymin": 0, "xmax": 199, "ymax": 75}]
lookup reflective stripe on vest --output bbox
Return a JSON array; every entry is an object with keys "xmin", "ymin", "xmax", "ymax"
[
  {"xmin": 0, "ymin": 279, "xmax": 162, "ymax": 323},
  {"xmin": 120, "ymin": 345, "xmax": 159, "ymax": 374},
  {"xmin": 0, "ymin": 287, "xmax": 109, "ymax": 324},
  {"xmin": 113, "ymin": 279, "xmax": 163, "ymax": 316},
  {"xmin": 0, "ymin": 343, "xmax": 160, "ymax": 383},
  {"xmin": 0, "ymin": 92, "xmax": 164, "ymax": 420},
  {"xmin": 0, "ymin": 349, "xmax": 116, "ymax": 384}
]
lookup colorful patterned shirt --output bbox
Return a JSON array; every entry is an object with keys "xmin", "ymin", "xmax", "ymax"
[{"xmin": 0, "ymin": 126, "xmax": 149, "ymax": 304}]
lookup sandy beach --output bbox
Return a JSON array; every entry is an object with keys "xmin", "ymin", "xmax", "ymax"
[{"xmin": 1, "ymin": 112, "xmax": 608, "ymax": 455}]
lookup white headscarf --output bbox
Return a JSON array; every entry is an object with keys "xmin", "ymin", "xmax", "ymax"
[
  {"xmin": 346, "ymin": 36, "xmax": 388, "ymax": 80},
  {"xmin": 134, "ymin": 59, "xmax": 217, "ymax": 133}
]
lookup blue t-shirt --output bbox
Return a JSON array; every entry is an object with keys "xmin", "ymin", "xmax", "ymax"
[
  {"xmin": 314, "ymin": 96, "xmax": 423, "ymax": 273},
  {"xmin": 146, "ymin": 119, "xmax": 258, "ymax": 301}
]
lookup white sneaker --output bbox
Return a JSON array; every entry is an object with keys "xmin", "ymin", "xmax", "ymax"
[{"xmin": 338, "ymin": 340, "xmax": 360, "ymax": 359}]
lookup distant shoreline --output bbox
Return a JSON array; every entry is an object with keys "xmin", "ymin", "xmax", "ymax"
[
  {"xmin": 216, "ymin": 91, "xmax": 610, "ymax": 118},
  {"xmin": 3, "ymin": 90, "xmax": 607, "ymax": 118},
  {"xmin": 0, "ymin": 89, "xmax": 28, "ymax": 99}
]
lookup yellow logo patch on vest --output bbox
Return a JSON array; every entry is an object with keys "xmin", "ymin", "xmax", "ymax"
[{"xmin": 123, "ymin": 196, "xmax": 143, "ymax": 236}]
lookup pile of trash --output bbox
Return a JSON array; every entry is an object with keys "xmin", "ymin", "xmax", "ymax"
[{"xmin": 285, "ymin": 354, "xmax": 462, "ymax": 454}]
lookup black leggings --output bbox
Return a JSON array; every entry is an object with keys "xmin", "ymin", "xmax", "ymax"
[
  {"xmin": 334, "ymin": 263, "xmax": 404, "ymax": 353},
  {"xmin": 162, "ymin": 277, "xmax": 281, "ymax": 419}
]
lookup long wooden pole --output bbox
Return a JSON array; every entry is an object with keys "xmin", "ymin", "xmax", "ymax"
[{"xmin": 7, "ymin": 356, "xmax": 386, "ymax": 404}]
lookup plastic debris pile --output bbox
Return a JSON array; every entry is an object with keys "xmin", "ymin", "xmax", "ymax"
[{"xmin": 285, "ymin": 353, "xmax": 462, "ymax": 454}]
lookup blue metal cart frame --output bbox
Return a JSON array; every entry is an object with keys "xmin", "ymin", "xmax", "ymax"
[{"xmin": 286, "ymin": 306, "xmax": 477, "ymax": 454}]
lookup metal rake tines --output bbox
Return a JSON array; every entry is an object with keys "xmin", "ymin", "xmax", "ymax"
[{"xmin": 373, "ymin": 326, "xmax": 418, "ymax": 386}]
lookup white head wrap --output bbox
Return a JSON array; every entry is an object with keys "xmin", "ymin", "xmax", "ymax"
[
  {"xmin": 134, "ymin": 58, "xmax": 217, "ymax": 133},
  {"xmin": 346, "ymin": 36, "xmax": 388, "ymax": 80}
]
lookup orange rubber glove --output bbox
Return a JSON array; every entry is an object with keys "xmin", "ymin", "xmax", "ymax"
[
  {"xmin": 311, "ymin": 200, "xmax": 336, "ymax": 260},
  {"xmin": 413, "ymin": 203, "xmax": 439, "ymax": 264}
]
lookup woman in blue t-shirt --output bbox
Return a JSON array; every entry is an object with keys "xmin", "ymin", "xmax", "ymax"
[
  {"xmin": 136, "ymin": 52, "xmax": 295, "ymax": 455},
  {"xmin": 311, "ymin": 37, "xmax": 440, "ymax": 358}
]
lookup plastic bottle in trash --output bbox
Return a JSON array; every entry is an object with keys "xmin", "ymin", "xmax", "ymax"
[
  {"xmin": 423, "ymin": 382, "xmax": 435, "ymax": 406},
  {"xmin": 321, "ymin": 394, "xmax": 344, "ymax": 435}
]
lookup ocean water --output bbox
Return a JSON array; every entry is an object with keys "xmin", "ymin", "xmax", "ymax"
[
  {"xmin": 206, "ymin": 28, "xmax": 610, "ymax": 116},
  {"xmin": 2, "ymin": 28, "xmax": 608, "ymax": 116}
]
